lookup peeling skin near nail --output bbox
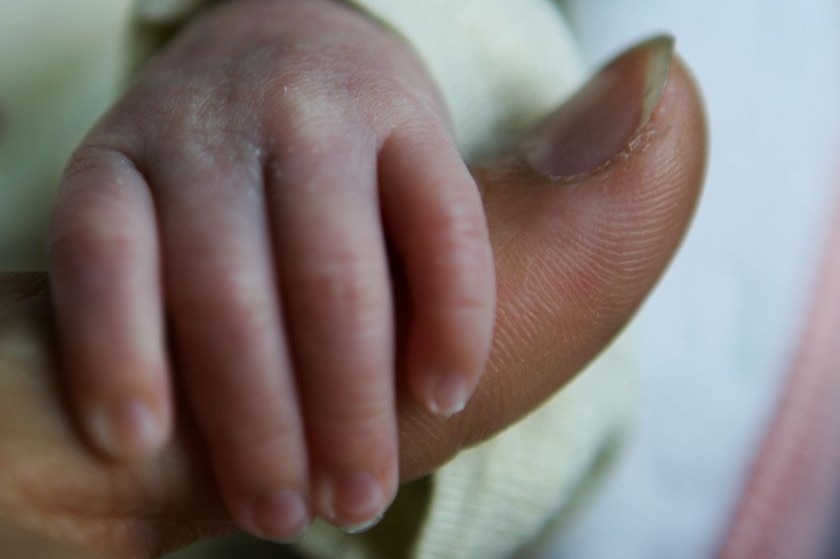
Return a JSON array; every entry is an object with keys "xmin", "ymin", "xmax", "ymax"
[
  {"xmin": 624, "ymin": 125, "xmax": 658, "ymax": 158},
  {"xmin": 538, "ymin": 123, "xmax": 660, "ymax": 185}
]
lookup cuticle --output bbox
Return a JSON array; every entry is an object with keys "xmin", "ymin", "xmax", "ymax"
[
  {"xmin": 518, "ymin": 88, "xmax": 666, "ymax": 185},
  {"xmin": 518, "ymin": 36, "xmax": 674, "ymax": 183}
]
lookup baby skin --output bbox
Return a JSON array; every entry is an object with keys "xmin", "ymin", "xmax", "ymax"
[{"xmin": 47, "ymin": 0, "xmax": 495, "ymax": 542}]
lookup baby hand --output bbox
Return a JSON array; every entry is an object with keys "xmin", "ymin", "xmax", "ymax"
[{"xmin": 47, "ymin": 0, "xmax": 494, "ymax": 541}]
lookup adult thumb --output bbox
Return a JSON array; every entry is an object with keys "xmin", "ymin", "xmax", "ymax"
[{"xmin": 398, "ymin": 35, "xmax": 707, "ymax": 478}]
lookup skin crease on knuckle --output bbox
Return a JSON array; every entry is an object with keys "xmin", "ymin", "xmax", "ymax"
[
  {"xmin": 190, "ymin": 0, "xmax": 447, "ymax": 138},
  {"xmin": 49, "ymin": 184, "xmax": 147, "ymax": 291}
]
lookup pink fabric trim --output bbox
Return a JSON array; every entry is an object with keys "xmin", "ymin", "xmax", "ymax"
[{"xmin": 717, "ymin": 186, "xmax": 840, "ymax": 559}]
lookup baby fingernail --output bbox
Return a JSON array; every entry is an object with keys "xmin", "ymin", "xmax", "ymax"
[
  {"xmin": 522, "ymin": 35, "xmax": 675, "ymax": 178},
  {"xmin": 88, "ymin": 400, "xmax": 165, "ymax": 460},
  {"xmin": 342, "ymin": 512, "xmax": 385, "ymax": 535},
  {"xmin": 318, "ymin": 472, "xmax": 386, "ymax": 532},
  {"xmin": 425, "ymin": 372, "xmax": 470, "ymax": 417},
  {"xmin": 245, "ymin": 490, "xmax": 310, "ymax": 543}
]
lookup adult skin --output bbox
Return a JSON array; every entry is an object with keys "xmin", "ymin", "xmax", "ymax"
[{"xmin": 0, "ymin": 49, "xmax": 706, "ymax": 558}]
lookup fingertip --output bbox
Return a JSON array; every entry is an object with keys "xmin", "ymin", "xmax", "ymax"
[
  {"xmin": 238, "ymin": 490, "xmax": 311, "ymax": 543},
  {"xmin": 314, "ymin": 470, "xmax": 391, "ymax": 533},
  {"xmin": 215, "ymin": 443, "xmax": 314, "ymax": 543},
  {"xmin": 84, "ymin": 397, "xmax": 170, "ymax": 461},
  {"xmin": 418, "ymin": 371, "xmax": 471, "ymax": 418},
  {"xmin": 404, "ymin": 294, "xmax": 494, "ymax": 419}
]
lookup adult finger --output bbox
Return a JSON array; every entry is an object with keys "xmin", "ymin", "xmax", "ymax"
[{"xmin": 397, "ymin": 36, "xmax": 708, "ymax": 480}]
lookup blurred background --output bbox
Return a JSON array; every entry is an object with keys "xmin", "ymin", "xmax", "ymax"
[{"xmin": 0, "ymin": 0, "xmax": 130, "ymax": 267}]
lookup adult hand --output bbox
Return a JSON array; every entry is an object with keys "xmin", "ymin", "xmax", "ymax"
[{"xmin": 0, "ymin": 38, "xmax": 705, "ymax": 558}]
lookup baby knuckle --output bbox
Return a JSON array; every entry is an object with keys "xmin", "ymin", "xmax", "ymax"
[
  {"xmin": 186, "ymin": 282, "xmax": 274, "ymax": 343},
  {"xmin": 223, "ymin": 420, "xmax": 301, "ymax": 453},
  {"xmin": 344, "ymin": 72, "xmax": 403, "ymax": 105},
  {"xmin": 130, "ymin": 76, "xmax": 260, "ymax": 160},
  {"xmin": 372, "ymin": 80, "xmax": 448, "ymax": 128},
  {"xmin": 437, "ymin": 293, "xmax": 492, "ymax": 322},
  {"xmin": 434, "ymin": 211, "xmax": 490, "ymax": 262},
  {"xmin": 330, "ymin": 444, "xmax": 398, "ymax": 476},
  {"xmin": 220, "ymin": 306, "xmax": 276, "ymax": 352},
  {"xmin": 63, "ymin": 146, "xmax": 130, "ymax": 184},
  {"xmin": 63, "ymin": 150, "xmax": 109, "ymax": 183},
  {"xmin": 290, "ymin": 67, "xmax": 438, "ymax": 137},
  {"xmin": 48, "ymin": 220, "xmax": 138, "ymax": 277},
  {"xmin": 265, "ymin": 89, "xmax": 359, "ymax": 152},
  {"xmin": 440, "ymin": 271, "xmax": 489, "ymax": 317},
  {"xmin": 295, "ymin": 260, "xmax": 383, "ymax": 318}
]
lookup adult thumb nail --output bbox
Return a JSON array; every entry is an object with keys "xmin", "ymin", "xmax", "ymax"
[{"xmin": 522, "ymin": 35, "xmax": 675, "ymax": 178}]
